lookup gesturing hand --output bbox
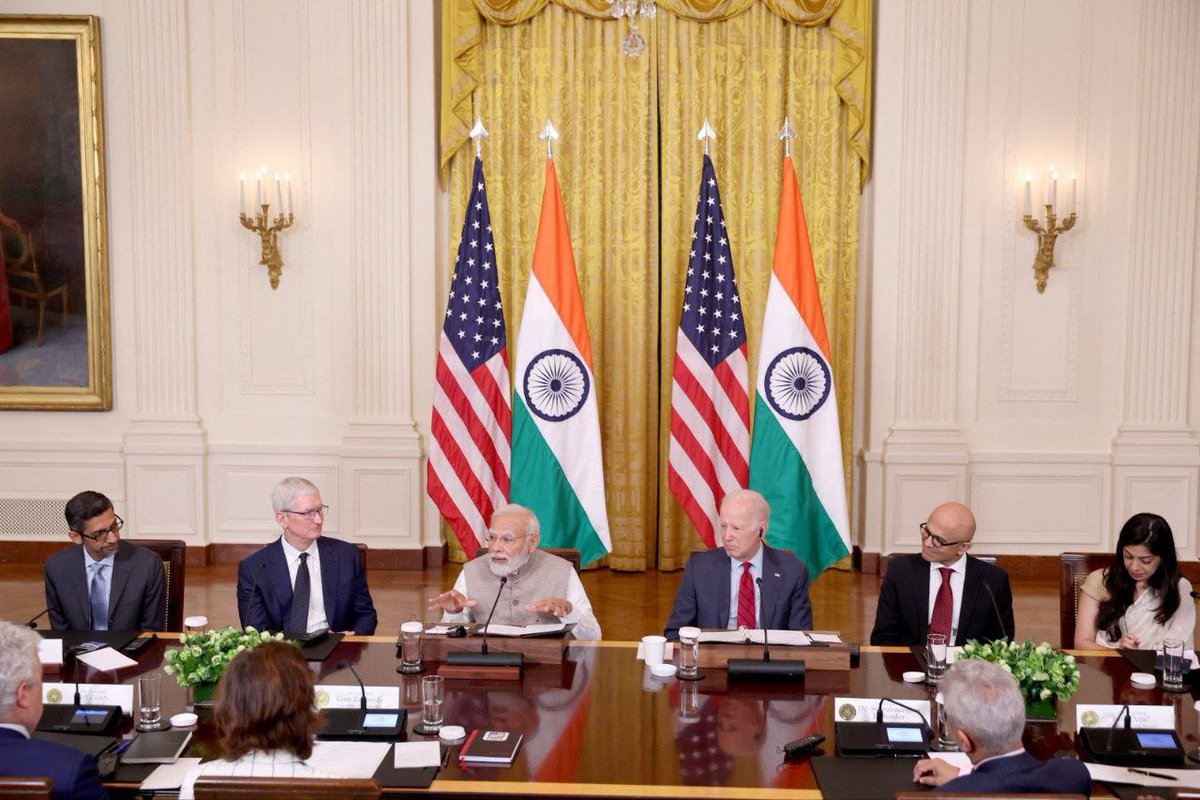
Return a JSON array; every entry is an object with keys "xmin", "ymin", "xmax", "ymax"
[
  {"xmin": 427, "ymin": 590, "xmax": 477, "ymax": 615},
  {"xmin": 525, "ymin": 597, "xmax": 572, "ymax": 617}
]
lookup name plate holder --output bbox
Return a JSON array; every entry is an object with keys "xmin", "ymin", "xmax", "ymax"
[{"xmin": 698, "ymin": 643, "xmax": 853, "ymax": 672}]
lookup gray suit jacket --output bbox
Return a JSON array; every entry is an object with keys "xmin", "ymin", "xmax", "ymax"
[{"xmin": 45, "ymin": 540, "xmax": 166, "ymax": 631}]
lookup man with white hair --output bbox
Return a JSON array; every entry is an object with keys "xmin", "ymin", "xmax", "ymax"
[
  {"xmin": 664, "ymin": 489, "xmax": 812, "ymax": 640},
  {"xmin": 912, "ymin": 659, "xmax": 1091, "ymax": 793},
  {"xmin": 427, "ymin": 504, "xmax": 602, "ymax": 640},
  {"xmin": 0, "ymin": 621, "xmax": 108, "ymax": 798}
]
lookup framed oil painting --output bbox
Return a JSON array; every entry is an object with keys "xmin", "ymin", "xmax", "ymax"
[{"xmin": 0, "ymin": 15, "xmax": 111, "ymax": 410}]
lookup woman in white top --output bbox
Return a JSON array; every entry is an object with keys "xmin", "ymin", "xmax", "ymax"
[
  {"xmin": 179, "ymin": 641, "xmax": 336, "ymax": 799},
  {"xmin": 1074, "ymin": 512, "xmax": 1195, "ymax": 651}
]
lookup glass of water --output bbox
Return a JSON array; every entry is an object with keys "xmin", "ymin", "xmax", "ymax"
[
  {"xmin": 136, "ymin": 671, "xmax": 163, "ymax": 731},
  {"xmin": 417, "ymin": 675, "xmax": 445, "ymax": 734},
  {"xmin": 398, "ymin": 621, "xmax": 424, "ymax": 674},
  {"xmin": 925, "ymin": 633, "xmax": 948, "ymax": 684},
  {"xmin": 1162, "ymin": 638, "xmax": 1186, "ymax": 692},
  {"xmin": 677, "ymin": 626, "xmax": 702, "ymax": 681}
]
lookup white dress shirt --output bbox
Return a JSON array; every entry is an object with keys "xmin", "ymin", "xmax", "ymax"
[
  {"xmin": 280, "ymin": 538, "xmax": 328, "ymax": 634},
  {"xmin": 442, "ymin": 567, "xmax": 603, "ymax": 640},
  {"xmin": 726, "ymin": 544, "xmax": 765, "ymax": 629},
  {"xmin": 179, "ymin": 748, "xmax": 337, "ymax": 799},
  {"xmin": 927, "ymin": 555, "xmax": 967, "ymax": 644},
  {"xmin": 0, "ymin": 723, "xmax": 29, "ymax": 738}
]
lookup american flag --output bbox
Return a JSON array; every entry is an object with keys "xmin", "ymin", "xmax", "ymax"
[
  {"xmin": 428, "ymin": 156, "xmax": 511, "ymax": 558},
  {"xmin": 668, "ymin": 154, "xmax": 750, "ymax": 547}
]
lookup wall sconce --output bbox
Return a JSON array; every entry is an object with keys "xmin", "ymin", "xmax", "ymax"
[
  {"xmin": 1021, "ymin": 166, "xmax": 1077, "ymax": 293},
  {"xmin": 239, "ymin": 166, "xmax": 295, "ymax": 290}
]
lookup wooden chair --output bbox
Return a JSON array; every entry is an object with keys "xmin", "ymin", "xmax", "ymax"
[
  {"xmin": 897, "ymin": 793, "xmax": 1085, "ymax": 800},
  {"xmin": 194, "ymin": 776, "xmax": 381, "ymax": 799},
  {"xmin": 133, "ymin": 539, "xmax": 187, "ymax": 631},
  {"xmin": 0, "ymin": 777, "xmax": 53, "ymax": 799},
  {"xmin": 0, "ymin": 213, "xmax": 68, "ymax": 346}
]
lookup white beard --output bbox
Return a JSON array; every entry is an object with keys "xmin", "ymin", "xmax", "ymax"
[{"xmin": 488, "ymin": 550, "xmax": 531, "ymax": 577}]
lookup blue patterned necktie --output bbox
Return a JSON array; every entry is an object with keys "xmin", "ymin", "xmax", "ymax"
[
  {"xmin": 287, "ymin": 552, "xmax": 310, "ymax": 635},
  {"xmin": 89, "ymin": 562, "xmax": 108, "ymax": 631}
]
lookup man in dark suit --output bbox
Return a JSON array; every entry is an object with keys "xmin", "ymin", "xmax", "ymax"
[
  {"xmin": 913, "ymin": 659, "xmax": 1091, "ymax": 793},
  {"xmin": 870, "ymin": 501, "xmax": 1014, "ymax": 646},
  {"xmin": 237, "ymin": 477, "xmax": 377, "ymax": 635},
  {"xmin": 0, "ymin": 621, "xmax": 108, "ymax": 799},
  {"xmin": 44, "ymin": 491, "xmax": 165, "ymax": 632},
  {"xmin": 664, "ymin": 489, "xmax": 812, "ymax": 640}
]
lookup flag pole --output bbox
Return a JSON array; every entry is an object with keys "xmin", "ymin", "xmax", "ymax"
[
  {"xmin": 469, "ymin": 117, "xmax": 489, "ymax": 158},
  {"xmin": 697, "ymin": 118, "xmax": 716, "ymax": 157},
  {"xmin": 778, "ymin": 117, "xmax": 797, "ymax": 158},
  {"xmin": 539, "ymin": 120, "xmax": 559, "ymax": 159}
]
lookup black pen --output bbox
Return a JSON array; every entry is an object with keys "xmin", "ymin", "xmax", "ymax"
[{"xmin": 1127, "ymin": 767, "xmax": 1177, "ymax": 781}]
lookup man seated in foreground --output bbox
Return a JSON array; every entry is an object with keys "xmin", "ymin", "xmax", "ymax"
[
  {"xmin": 427, "ymin": 503, "xmax": 602, "ymax": 640},
  {"xmin": 913, "ymin": 659, "xmax": 1091, "ymax": 793},
  {"xmin": 0, "ymin": 621, "xmax": 108, "ymax": 799},
  {"xmin": 663, "ymin": 489, "xmax": 812, "ymax": 641}
]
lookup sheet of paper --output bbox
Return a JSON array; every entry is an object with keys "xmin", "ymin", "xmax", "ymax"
[
  {"xmin": 485, "ymin": 623, "xmax": 566, "ymax": 637},
  {"xmin": 37, "ymin": 638, "xmax": 64, "ymax": 665},
  {"xmin": 43, "ymin": 682, "xmax": 134, "ymax": 714},
  {"xmin": 307, "ymin": 741, "xmax": 391, "ymax": 779},
  {"xmin": 757, "ymin": 630, "xmax": 812, "ymax": 646},
  {"xmin": 314, "ymin": 684, "xmax": 401, "ymax": 710},
  {"xmin": 808, "ymin": 632, "xmax": 843, "ymax": 644},
  {"xmin": 1085, "ymin": 762, "xmax": 1200, "ymax": 789},
  {"xmin": 929, "ymin": 751, "xmax": 973, "ymax": 775},
  {"xmin": 697, "ymin": 630, "xmax": 747, "ymax": 643},
  {"xmin": 425, "ymin": 625, "xmax": 455, "ymax": 635},
  {"xmin": 140, "ymin": 758, "xmax": 202, "ymax": 791},
  {"xmin": 394, "ymin": 741, "xmax": 442, "ymax": 769},
  {"xmin": 76, "ymin": 647, "xmax": 137, "ymax": 672},
  {"xmin": 1076, "ymin": 703, "xmax": 1175, "ymax": 730},
  {"xmin": 834, "ymin": 697, "xmax": 932, "ymax": 725}
]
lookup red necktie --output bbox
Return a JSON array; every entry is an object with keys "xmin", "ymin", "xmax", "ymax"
[
  {"xmin": 929, "ymin": 567, "xmax": 953, "ymax": 638},
  {"xmin": 737, "ymin": 561, "xmax": 756, "ymax": 629}
]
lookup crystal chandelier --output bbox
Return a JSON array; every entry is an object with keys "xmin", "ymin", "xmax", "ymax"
[{"xmin": 608, "ymin": 0, "xmax": 656, "ymax": 57}]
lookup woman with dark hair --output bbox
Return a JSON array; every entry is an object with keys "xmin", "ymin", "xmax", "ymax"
[
  {"xmin": 1074, "ymin": 513, "xmax": 1194, "ymax": 650},
  {"xmin": 179, "ymin": 642, "xmax": 334, "ymax": 799}
]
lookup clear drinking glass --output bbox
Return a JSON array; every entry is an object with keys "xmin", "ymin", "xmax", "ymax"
[
  {"xmin": 398, "ymin": 621, "xmax": 424, "ymax": 674},
  {"xmin": 136, "ymin": 671, "xmax": 163, "ymax": 731},
  {"xmin": 678, "ymin": 681, "xmax": 701, "ymax": 722},
  {"xmin": 934, "ymin": 691, "xmax": 958, "ymax": 751},
  {"xmin": 419, "ymin": 675, "xmax": 445, "ymax": 732},
  {"xmin": 925, "ymin": 633, "xmax": 948, "ymax": 684},
  {"xmin": 677, "ymin": 626, "xmax": 702, "ymax": 681},
  {"xmin": 1162, "ymin": 638, "xmax": 1185, "ymax": 692}
]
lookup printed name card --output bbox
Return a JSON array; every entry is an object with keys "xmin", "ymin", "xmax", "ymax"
[
  {"xmin": 1075, "ymin": 704, "xmax": 1175, "ymax": 730},
  {"xmin": 43, "ymin": 682, "xmax": 134, "ymax": 714},
  {"xmin": 314, "ymin": 684, "xmax": 401, "ymax": 710},
  {"xmin": 37, "ymin": 639, "xmax": 63, "ymax": 666},
  {"xmin": 834, "ymin": 697, "xmax": 931, "ymax": 725}
]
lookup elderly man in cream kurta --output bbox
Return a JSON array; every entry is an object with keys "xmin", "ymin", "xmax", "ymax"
[{"xmin": 428, "ymin": 504, "xmax": 602, "ymax": 640}]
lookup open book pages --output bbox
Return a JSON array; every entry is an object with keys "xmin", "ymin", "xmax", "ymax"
[{"xmin": 697, "ymin": 629, "xmax": 812, "ymax": 646}]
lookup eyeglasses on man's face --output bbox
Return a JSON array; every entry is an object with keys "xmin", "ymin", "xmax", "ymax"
[
  {"xmin": 78, "ymin": 515, "xmax": 124, "ymax": 541},
  {"xmin": 484, "ymin": 531, "xmax": 531, "ymax": 548},
  {"xmin": 919, "ymin": 522, "xmax": 964, "ymax": 549},
  {"xmin": 282, "ymin": 505, "xmax": 329, "ymax": 522}
]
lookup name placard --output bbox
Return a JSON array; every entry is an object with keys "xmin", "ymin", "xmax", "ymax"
[
  {"xmin": 835, "ymin": 697, "xmax": 931, "ymax": 725},
  {"xmin": 37, "ymin": 639, "xmax": 63, "ymax": 666},
  {"xmin": 313, "ymin": 685, "xmax": 400, "ymax": 710},
  {"xmin": 1076, "ymin": 704, "xmax": 1175, "ymax": 730},
  {"xmin": 43, "ymin": 682, "xmax": 133, "ymax": 714}
]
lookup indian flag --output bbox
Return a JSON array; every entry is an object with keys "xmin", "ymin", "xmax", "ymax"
[
  {"xmin": 511, "ymin": 156, "xmax": 611, "ymax": 565},
  {"xmin": 749, "ymin": 155, "xmax": 850, "ymax": 575}
]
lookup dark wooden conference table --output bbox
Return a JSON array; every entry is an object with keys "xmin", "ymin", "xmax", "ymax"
[{"xmin": 81, "ymin": 635, "xmax": 1200, "ymax": 798}]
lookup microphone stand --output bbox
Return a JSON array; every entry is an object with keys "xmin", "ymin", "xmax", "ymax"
[
  {"xmin": 445, "ymin": 576, "xmax": 524, "ymax": 669},
  {"xmin": 727, "ymin": 575, "xmax": 807, "ymax": 680}
]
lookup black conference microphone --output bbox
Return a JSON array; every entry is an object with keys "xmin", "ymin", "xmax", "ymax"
[
  {"xmin": 35, "ymin": 648, "xmax": 121, "ymax": 735},
  {"xmin": 982, "ymin": 580, "xmax": 1011, "ymax": 643},
  {"xmin": 25, "ymin": 608, "xmax": 50, "ymax": 629},
  {"xmin": 1190, "ymin": 590, "xmax": 1200, "ymax": 600},
  {"xmin": 336, "ymin": 660, "xmax": 368, "ymax": 711},
  {"xmin": 243, "ymin": 561, "xmax": 267, "ymax": 631},
  {"xmin": 445, "ymin": 577, "xmax": 523, "ymax": 668},
  {"xmin": 876, "ymin": 697, "xmax": 928, "ymax": 725},
  {"xmin": 757, "ymin": 577, "xmax": 771, "ymax": 662},
  {"xmin": 727, "ymin": 575, "xmax": 806, "ymax": 680}
]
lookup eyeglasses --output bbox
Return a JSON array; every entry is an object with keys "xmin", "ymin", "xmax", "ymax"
[
  {"xmin": 919, "ymin": 522, "xmax": 965, "ymax": 549},
  {"xmin": 282, "ymin": 505, "xmax": 329, "ymax": 522},
  {"xmin": 484, "ymin": 532, "xmax": 530, "ymax": 547},
  {"xmin": 78, "ymin": 516, "xmax": 124, "ymax": 541}
]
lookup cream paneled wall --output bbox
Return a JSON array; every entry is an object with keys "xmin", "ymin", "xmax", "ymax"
[
  {"xmin": 0, "ymin": 1, "xmax": 440, "ymax": 551},
  {"xmin": 860, "ymin": 0, "xmax": 1200, "ymax": 557}
]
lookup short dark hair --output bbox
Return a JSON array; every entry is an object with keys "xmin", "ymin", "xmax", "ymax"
[
  {"xmin": 214, "ymin": 641, "xmax": 320, "ymax": 760},
  {"xmin": 64, "ymin": 491, "xmax": 114, "ymax": 534}
]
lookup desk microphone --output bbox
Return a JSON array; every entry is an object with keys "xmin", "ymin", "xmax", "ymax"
[
  {"xmin": 243, "ymin": 561, "xmax": 267, "ymax": 631},
  {"xmin": 727, "ymin": 575, "xmax": 806, "ymax": 680},
  {"xmin": 1190, "ymin": 590, "xmax": 1200, "ymax": 600},
  {"xmin": 756, "ymin": 577, "xmax": 770, "ymax": 662},
  {"xmin": 876, "ymin": 697, "xmax": 928, "ymax": 725},
  {"xmin": 35, "ymin": 649, "xmax": 122, "ymax": 735},
  {"xmin": 480, "ymin": 576, "xmax": 507, "ymax": 656},
  {"xmin": 25, "ymin": 608, "xmax": 49, "ymax": 629},
  {"xmin": 336, "ymin": 660, "xmax": 368, "ymax": 711},
  {"xmin": 982, "ymin": 581, "xmax": 1011, "ymax": 642},
  {"xmin": 445, "ymin": 576, "xmax": 523, "ymax": 668}
]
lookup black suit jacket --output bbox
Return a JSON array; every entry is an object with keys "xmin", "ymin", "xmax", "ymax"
[
  {"xmin": 0, "ymin": 728, "xmax": 108, "ymax": 800},
  {"xmin": 44, "ymin": 541, "xmax": 165, "ymax": 632},
  {"xmin": 663, "ymin": 544, "xmax": 813, "ymax": 640},
  {"xmin": 869, "ymin": 553, "xmax": 1015, "ymax": 646},
  {"xmin": 941, "ymin": 750, "xmax": 1090, "ymax": 794},
  {"xmin": 236, "ymin": 537, "xmax": 378, "ymax": 635}
]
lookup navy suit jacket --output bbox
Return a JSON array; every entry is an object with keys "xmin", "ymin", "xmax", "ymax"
[
  {"xmin": 663, "ymin": 544, "xmax": 812, "ymax": 640},
  {"xmin": 0, "ymin": 728, "xmax": 108, "ymax": 799},
  {"xmin": 236, "ymin": 537, "xmax": 378, "ymax": 635},
  {"xmin": 44, "ymin": 541, "xmax": 165, "ymax": 631},
  {"xmin": 870, "ymin": 553, "xmax": 1015, "ymax": 646},
  {"xmin": 941, "ymin": 750, "xmax": 1091, "ymax": 794}
]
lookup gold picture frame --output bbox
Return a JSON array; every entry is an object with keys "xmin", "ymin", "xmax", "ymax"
[{"xmin": 0, "ymin": 15, "xmax": 111, "ymax": 410}]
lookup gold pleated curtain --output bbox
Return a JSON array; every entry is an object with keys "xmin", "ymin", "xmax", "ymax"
[{"xmin": 442, "ymin": 0, "xmax": 871, "ymax": 571}]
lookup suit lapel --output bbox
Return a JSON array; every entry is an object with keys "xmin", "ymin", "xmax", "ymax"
[
  {"xmin": 265, "ymin": 541, "xmax": 292, "ymax": 624},
  {"xmin": 319, "ymin": 538, "xmax": 338, "ymax": 627},
  {"xmin": 913, "ymin": 557, "xmax": 931, "ymax": 639},
  {"xmin": 958, "ymin": 557, "xmax": 980, "ymax": 643},
  {"xmin": 68, "ymin": 548, "xmax": 92, "ymax": 627},
  {"xmin": 715, "ymin": 550, "xmax": 732, "ymax": 628},
  {"xmin": 760, "ymin": 546, "xmax": 780, "ymax": 628},
  {"xmin": 107, "ymin": 542, "xmax": 132, "ymax": 619}
]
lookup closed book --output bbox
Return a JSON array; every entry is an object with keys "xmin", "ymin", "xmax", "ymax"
[
  {"xmin": 458, "ymin": 729, "xmax": 523, "ymax": 765},
  {"xmin": 121, "ymin": 729, "xmax": 192, "ymax": 764}
]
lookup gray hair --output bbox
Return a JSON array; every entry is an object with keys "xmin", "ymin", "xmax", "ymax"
[
  {"xmin": 0, "ymin": 622, "xmax": 41, "ymax": 719},
  {"xmin": 941, "ymin": 659, "xmax": 1026, "ymax": 755},
  {"xmin": 720, "ymin": 489, "xmax": 771, "ymax": 525},
  {"xmin": 490, "ymin": 503, "xmax": 539, "ymax": 539},
  {"xmin": 271, "ymin": 477, "xmax": 321, "ymax": 514}
]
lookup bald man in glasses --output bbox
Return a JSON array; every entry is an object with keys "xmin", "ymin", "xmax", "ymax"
[
  {"xmin": 870, "ymin": 502, "xmax": 1015, "ymax": 646},
  {"xmin": 44, "ymin": 490, "xmax": 165, "ymax": 631}
]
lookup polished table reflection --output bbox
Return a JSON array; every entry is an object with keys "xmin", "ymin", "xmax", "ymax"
[{"xmin": 73, "ymin": 635, "xmax": 1200, "ymax": 798}]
